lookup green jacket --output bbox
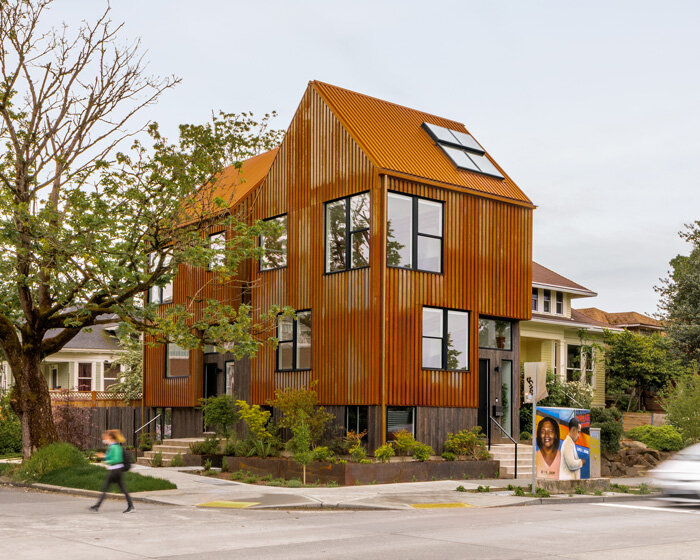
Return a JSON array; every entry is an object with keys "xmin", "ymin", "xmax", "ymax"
[{"xmin": 104, "ymin": 443, "xmax": 124, "ymax": 466}]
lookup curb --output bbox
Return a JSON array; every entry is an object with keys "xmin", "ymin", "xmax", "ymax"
[
  {"xmin": 509, "ymin": 493, "xmax": 661, "ymax": 507},
  {"xmin": 0, "ymin": 481, "xmax": 173, "ymax": 506}
]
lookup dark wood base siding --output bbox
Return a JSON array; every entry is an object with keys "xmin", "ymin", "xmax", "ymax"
[
  {"xmin": 171, "ymin": 408, "xmax": 204, "ymax": 439},
  {"xmin": 416, "ymin": 406, "xmax": 479, "ymax": 454}
]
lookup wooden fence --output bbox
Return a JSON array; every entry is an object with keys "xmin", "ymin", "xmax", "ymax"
[{"xmin": 49, "ymin": 390, "xmax": 141, "ymax": 408}]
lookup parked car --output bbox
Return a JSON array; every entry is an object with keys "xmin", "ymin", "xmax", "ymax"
[{"xmin": 650, "ymin": 443, "xmax": 700, "ymax": 502}]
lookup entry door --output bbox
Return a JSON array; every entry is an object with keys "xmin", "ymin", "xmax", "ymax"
[
  {"xmin": 203, "ymin": 363, "xmax": 218, "ymax": 399},
  {"xmin": 478, "ymin": 359, "xmax": 490, "ymax": 436}
]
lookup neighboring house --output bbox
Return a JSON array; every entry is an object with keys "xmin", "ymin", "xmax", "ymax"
[
  {"xmin": 143, "ymin": 81, "xmax": 535, "ymax": 451},
  {"xmin": 576, "ymin": 308, "xmax": 662, "ymax": 334},
  {"xmin": 520, "ymin": 263, "xmax": 623, "ymax": 407},
  {"xmin": 0, "ymin": 319, "xmax": 123, "ymax": 394}
]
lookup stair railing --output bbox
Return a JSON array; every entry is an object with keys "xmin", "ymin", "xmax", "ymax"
[
  {"xmin": 488, "ymin": 415, "xmax": 518, "ymax": 479},
  {"xmin": 133, "ymin": 414, "xmax": 161, "ymax": 448}
]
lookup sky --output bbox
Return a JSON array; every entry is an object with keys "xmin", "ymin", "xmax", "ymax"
[{"xmin": 49, "ymin": 0, "xmax": 700, "ymax": 316}]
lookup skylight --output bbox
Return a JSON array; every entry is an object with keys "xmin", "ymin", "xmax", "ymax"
[{"xmin": 422, "ymin": 122, "xmax": 503, "ymax": 179}]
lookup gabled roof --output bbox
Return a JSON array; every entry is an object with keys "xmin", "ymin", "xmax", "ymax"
[
  {"xmin": 532, "ymin": 262, "xmax": 597, "ymax": 297},
  {"xmin": 211, "ymin": 148, "xmax": 279, "ymax": 208},
  {"xmin": 576, "ymin": 308, "xmax": 662, "ymax": 330},
  {"xmin": 529, "ymin": 309, "xmax": 620, "ymax": 331},
  {"xmin": 311, "ymin": 81, "xmax": 534, "ymax": 207},
  {"xmin": 44, "ymin": 315, "xmax": 121, "ymax": 352}
]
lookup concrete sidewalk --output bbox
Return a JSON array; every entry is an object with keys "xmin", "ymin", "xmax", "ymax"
[{"xmin": 124, "ymin": 464, "xmax": 654, "ymax": 510}]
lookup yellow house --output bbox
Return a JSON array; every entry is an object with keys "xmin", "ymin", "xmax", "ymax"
[{"xmin": 520, "ymin": 263, "xmax": 621, "ymax": 407}]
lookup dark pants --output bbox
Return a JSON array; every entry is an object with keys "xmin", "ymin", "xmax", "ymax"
[{"xmin": 95, "ymin": 468, "xmax": 133, "ymax": 508}]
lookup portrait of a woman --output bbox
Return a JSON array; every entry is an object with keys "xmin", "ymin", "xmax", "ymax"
[{"xmin": 535, "ymin": 416, "xmax": 561, "ymax": 479}]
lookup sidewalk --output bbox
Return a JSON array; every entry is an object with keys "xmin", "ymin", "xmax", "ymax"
[{"xmin": 125, "ymin": 464, "xmax": 654, "ymax": 510}]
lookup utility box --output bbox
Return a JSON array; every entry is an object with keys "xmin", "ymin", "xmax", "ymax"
[{"xmin": 590, "ymin": 427, "xmax": 601, "ymax": 479}]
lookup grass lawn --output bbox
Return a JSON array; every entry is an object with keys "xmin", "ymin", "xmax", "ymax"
[
  {"xmin": 37, "ymin": 465, "xmax": 177, "ymax": 492},
  {"xmin": 0, "ymin": 452, "xmax": 21, "ymax": 460}
]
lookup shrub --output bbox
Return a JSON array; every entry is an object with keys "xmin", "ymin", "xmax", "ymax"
[
  {"xmin": 286, "ymin": 478, "xmax": 303, "ymax": 488},
  {"xmin": 441, "ymin": 451, "xmax": 456, "ymax": 461},
  {"xmin": 203, "ymin": 458, "xmax": 213, "ymax": 471},
  {"xmin": 456, "ymin": 485, "xmax": 466, "ymax": 492},
  {"xmin": 189, "ymin": 435, "xmax": 220, "ymax": 455},
  {"xmin": 391, "ymin": 430, "xmax": 417, "ymax": 456},
  {"xmin": 520, "ymin": 431, "xmax": 531, "ymax": 441},
  {"xmin": 349, "ymin": 441, "xmax": 367, "ymax": 462},
  {"xmin": 151, "ymin": 451, "xmax": 163, "ymax": 467},
  {"xmin": 661, "ymin": 375, "xmax": 700, "ymax": 443},
  {"xmin": 52, "ymin": 404, "xmax": 94, "ymax": 450},
  {"xmin": 311, "ymin": 446, "xmax": 336, "ymax": 463},
  {"xmin": 534, "ymin": 487, "xmax": 550, "ymax": 498},
  {"xmin": 199, "ymin": 395, "xmax": 239, "ymax": 441},
  {"xmin": 374, "ymin": 443, "xmax": 395, "ymax": 463},
  {"xmin": 627, "ymin": 425, "xmax": 684, "ymax": 451},
  {"xmin": 444, "ymin": 428, "xmax": 490, "ymax": 460},
  {"xmin": 591, "ymin": 407, "xmax": 623, "ymax": 454},
  {"xmin": 236, "ymin": 400, "xmax": 277, "ymax": 445},
  {"xmin": 19, "ymin": 442, "xmax": 88, "ymax": 481},
  {"xmin": 223, "ymin": 438, "xmax": 250, "ymax": 457},
  {"xmin": 476, "ymin": 485, "xmax": 489, "ymax": 493},
  {"xmin": 170, "ymin": 452, "xmax": 183, "ymax": 467},
  {"xmin": 250, "ymin": 439, "xmax": 275, "ymax": 458},
  {"xmin": 513, "ymin": 486, "xmax": 525, "ymax": 497},
  {"xmin": 0, "ymin": 391, "xmax": 21, "ymax": 454},
  {"xmin": 268, "ymin": 385, "xmax": 335, "ymax": 446},
  {"xmin": 137, "ymin": 432, "xmax": 154, "ymax": 452},
  {"xmin": 412, "ymin": 443, "xmax": 433, "ymax": 462}
]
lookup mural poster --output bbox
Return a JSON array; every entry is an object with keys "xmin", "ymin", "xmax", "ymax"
[{"xmin": 535, "ymin": 407, "xmax": 591, "ymax": 480}]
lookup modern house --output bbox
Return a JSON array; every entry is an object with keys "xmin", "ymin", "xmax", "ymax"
[{"xmin": 143, "ymin": 81, "xmax": 535, "ymax": 451}]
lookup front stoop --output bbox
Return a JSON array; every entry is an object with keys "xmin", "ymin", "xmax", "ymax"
[{"xmin": 136, "ymin": 438, "xmax": 205, "ymax": 466}]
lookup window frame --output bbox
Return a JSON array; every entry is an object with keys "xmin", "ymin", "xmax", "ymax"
[
  {"xmin": 543, "ymin": 289, "xmax": 551, "ymax": 313},
  {"xmin": 387, "ymin": 191, "xmax": 444, "ymax": 274},
  {"xmin": 259, "ymin": 213, "xmax": 288, "ymax": 272},
  {"xmin": 324, "ymin": 192, "xmax": 371, "ymax": 274},
  {"xmin": 165, "ymin": 343, "xmax": 190, "ymax": 379},
  {"xmin": 422, "ymin": 306, "xmax": 470, "ymax": 372},
  {"xmin": 275, "ymin": 310, "xmax": 312, "ymax": 372},
  {"xmin": 103, "ymin": 362, "xmax": 120, "ymax": 390},
  {"xmin": 148, "ymin": 253, "xmax": 174, "ymax": 305},
  {"xmin": 386, "ymin": 406, "xmax": 416, "ymax": 439},
  {"xmin": 477, "ymin": 317, "xmax": 513, "ymax": 351},
  {"xmin": 77, "ymin": 363, "xmax": 92, "ymax": 391},
  {"xmin": 208, "ymin": 231, "xmax": 227, "ymax": 270},
  {"xmin": 531, "ymin": 288, "xmax": 538, "ymax": 312},
  {"xmin": 555, "ymin": 291, "xmax": 564, "ymax": 315}
]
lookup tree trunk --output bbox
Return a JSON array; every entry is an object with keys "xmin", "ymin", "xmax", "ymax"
[{"xmin": 10, "ymin": 352, "xmax": 59, "ymax": 459}]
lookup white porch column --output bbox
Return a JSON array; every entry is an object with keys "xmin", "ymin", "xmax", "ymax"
[
  {"xmin": 93, "ymin": 361, "xmax": 99, "ymax": 391},
  {"xmin": 556, "ymin": 339, "xmax": 566, "ymax": 382}
]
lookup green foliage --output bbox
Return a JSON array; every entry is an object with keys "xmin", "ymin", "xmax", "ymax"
[
  {"xmin": 250, "ymin": 439, "xmax": 275, "ymax": 458},
  {"xmin": 310, "ymin": 446, "xmax": 336, "ymax": 463},
  {"xmin": 189, "ymin": 435, "xmax": 221, "ymax": 455},
  {"xmin": 286, "ymin": 478, "xmax": 303, "ymax": 488},
  {"xmin": 374, "ymin": 443, "xmax": 396, "ymax": 463},
  {"xmin": 574, "ymin": 486, "xmax": 584, "ymax": 495},
  {"xmin": 476, "ymin": 485, "xmax": 490, "ymax": 493},
  {"xmin": 203, "ymin": 458, "xmax": 213, "ymax": 471},
  {"xmin": 19, "ymin": 443, "xmax": 88, "ymax": 481},
  {"xmin": 289, "ymin": 416, "xmax": 313, "ymax": 469},
  {"xmin": 520, "ymin": 368, "xmax": 593, "ymax": 429},
  {"xmin": 591, "ymin": 407, "xmax": 623, "ymax": 454},
  {"xmin": 391, "ymin": 430, "xmax": 418, "ymax": 456},
  {"xmin": 151, "ymin": 451, "xmax": 163, "ymax": 467},
  {"xmin": 108, "ymin": 324, "xmax": 143, "ymax": 401},
  {"xmin": 223, "ymin": 439, "xmax": 249, "ymax": 457},
  {"xmin": 441, "ymin": 451, "xmax": 456, "ymax": 461},
  {"xmin": 604, "ymin": 330, "xmax": 692, "ymax": 411},
  {"xmin": 0, "ymin": 391, "xmax": 21, "ymax": 454},
  {"xmin": 520, "ymin": 432, "xmax": 532, "ymax": 441},
  {"xmin": 236, "ymin": 400, "xmax": 276, "ymax": 445},
  {"xmin": 199, "ymin": 395, "xmax": 239, "ymax": 440},
  {"xmin": 444, "ymin": 428, "xmax": 490, "ymax": 460},
  {"xmin": 639, "ymin": 483, "xmax": 651, "ymax": 495},
  {"xmin": 38, "ymin": 465, "xmax": 176, "ymax": 492},
  {"xmin": 137, "ymin": 433, "xmax": 154, "ymax": 452},
  {"xmin": 170, "ymin": 453, "xmax": 184, "ymax": 467},
  {"xmin": 349, "ymin": 440, "xmax": 367, "ymax": 462},
  {"xmin": 627, "ymin": 425, "xmax": 684, "ymax": 452},
  {"xmin": 534, "ymin": 487, "xmax": 550, "ymax": 498},
  {"xmin": 513, "ymin": 486, "xmax": 525, "ymax": 497},
  {"xmin": 656, "ymin": 221, "xmax": 700, "ymax": 365},
  {"xmin": 456, "ymin": 485, "xmax": 467, "ymax": 492},
  {"xmin": 660, "ymin": 375, "xmax": 700, "ymax": 443},
  {"xmin": 412, "ymin": 442, "xmax": 434, "ymax": 462},
  {"xmin": 268, "ymin": 386, "xmax": 335, "ymax": 447}
]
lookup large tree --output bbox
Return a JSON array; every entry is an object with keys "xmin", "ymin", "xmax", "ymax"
[
  {"xmin": 0, "ymin": 0, "xmax": 284, "ymax": 457},
  {"xmin": 656, "ymin": 221, "xmax": 700, "ymax": 366}
]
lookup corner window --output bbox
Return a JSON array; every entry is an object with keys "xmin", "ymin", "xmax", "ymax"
[
  {"xmin": 543, "ymin": 289, "xmax": 551, "ymax": 313},
  {"xmin": 556, "ymin": 292, "xmax": 564, "ymax": 315},
  {"xmin": 422, "ymin": 307, "xmax": 469, "ymax": 371},
  {"xmin": 277, "ymin": 311, "xmax": 311, "ymax": 371},
  {"xmin": 166, "ymin": 343, "xmax": 190, "ymax": 378},
  {"xmin": 531, "ymin": 288, "xmax": 538, "ymax": 312},
  {"xmin": 478, "ymin": 318, "xmax": 513, "ymax": 351},
  {"xmin": 387, "ymin": 193, "xmax": 443, "ymax": 273},
  {"xmin": 387, "ymin": 406, "xmax": 415, "ymax": 440},
  {"xmin": 260, "ymin": 215, "xmax": 287, "ymax": 271},
  {"xmin": 208, "ymin": 232, "xmax": 226, "ymax": 270},
  {"xmin": 325, "ymin": 192, "xmax": 370, "ymax": 273},
  {"xmin": 149, "ymin": 253, "xmax": 174, "ymax": 305}
]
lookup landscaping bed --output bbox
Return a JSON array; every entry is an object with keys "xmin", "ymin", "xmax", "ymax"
[{"xmin": 37, "ymin": 464, "xmax": 177, "ymax": 492}]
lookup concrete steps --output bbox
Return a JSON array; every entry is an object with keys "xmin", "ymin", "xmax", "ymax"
[
  {"xmin": 489, "ymin": 443, "xmax": 534, "ymax": 478},
  {"xmin": 136, "ymin": 438, "xmax": 205, "ymax": 466}
]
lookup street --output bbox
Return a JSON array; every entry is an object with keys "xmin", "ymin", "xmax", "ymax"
[{"xmin": 2, "ymin": 487, "xmax": 699, "ymax": 559}]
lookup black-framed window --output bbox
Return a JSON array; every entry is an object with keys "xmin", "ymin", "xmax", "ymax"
[
  {"xmin": 208, "ymin": 231, "xmax": 226, "ymax": 270},
  {"xmin": 325, "ymin": 192, "xmax": 370, "ymax": 273},
  {"xmin": 422, "ymin": 307, "xmax": 469, "ymax": 371},
  {"xmin": 166, "ymin": 343, "xmax": 189, "ymax": 378},
  {"xmin": 260, "ymin": 215, "xmax": 287, "ymax": 271},
  {"xmin": 532, "ymin": 288, "xmax": 538, "ymax": 312},
  {"xmin": 277, "ymin": 311, "xmax": 311, "ymax": 371},
  {"xmin": 477, "ymin": 318, "xmax": 513, "ymax": 351},
  {"xmin": 387, "ymin": 406, "xmax": 415, "ymax": 440},
  {"xmin": 346, "ymin": 406, "xmax": 368, "ymax": 440},
  {"xmin": 387, "ymin": 192, "xmax": 443, "ymax": 273},
  {"xmin": 543, "ymin": 289, "xmax": 551, "ymax": 313},
  {"xmin": 556, "ymin": 291, "xmax": 564, "ymax": 315},
  {"xmin": 149, "ymin": 253, "xmax": 173, "ymax": 305}
]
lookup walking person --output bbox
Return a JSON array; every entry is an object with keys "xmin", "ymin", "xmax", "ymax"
[{"xmin": 90, "ymin": 429, "xmax": 135, "ymax": 513}]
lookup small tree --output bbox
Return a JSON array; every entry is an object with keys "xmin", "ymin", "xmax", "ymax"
[
  {"xmin": 200, "ymin": 395, "xmax": 239, "ymax": 442},
  {"xmin": 268, "ymin": 385, "xmax": 334, "ymax": 447},
  {"xmin": 289, "ymin": 414, "xmax": 313, "ymax": 485},
  {"xmin": 660, "ymin": 375, "xmax": 700, "ymax": 444}
]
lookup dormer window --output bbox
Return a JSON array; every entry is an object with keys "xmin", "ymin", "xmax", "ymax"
[
  {"xmin": 422, "ymin": 122, "xmax": 504, "ymax": 179},
  {"xmin": 543, "ymin": 290, "xmax": 551, "ymax": 313},
  {"xmin": 532, "ymin": 288, "xmax": 538, "ymax": 312},
  {"xmin": 556, "ymin": 292, "xmax": 564, "ymax": 315}
]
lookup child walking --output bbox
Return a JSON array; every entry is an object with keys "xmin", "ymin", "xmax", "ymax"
[{"xmin": 90, "ymin": 429, "xmax": 134, "ymax": 513}]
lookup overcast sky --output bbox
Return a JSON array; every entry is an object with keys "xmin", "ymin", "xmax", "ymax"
[{"xmin": 52, "ymin": 1, "xmax": 700, "ymax": 316}]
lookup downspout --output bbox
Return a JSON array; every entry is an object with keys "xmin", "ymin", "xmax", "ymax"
[{"xmin": 380, "ymin": 174, "xmax": 388, "ymax": 445}]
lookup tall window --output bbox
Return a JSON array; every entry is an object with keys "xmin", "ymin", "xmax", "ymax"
[
  {"xmin": 478, "ymin": 318, "xmax": 512, "ymax": 350},
  {"xmin": 387, "ymin": 193, "xmax": 443, "ymax": 273},
  {"xmin": 556, "ymin": 291, "xmax": 564, "ymax": 315},
  {"xmin": 543, "ymin": 289, "xmax": 551, "ymax": 313},
  {"xmin": 149, "ymin": 253, "xmax": 173, "ymax": 304},
  {"xmin": 532, "ymin": 288, "xmax": 538, "ymax": 312},
  {"xmin": 422, "ymin": 307, "xmax": 469, "ymax": 371},
  {"xmin": 78, "ymin": 363, "xmax": 92, "ymax": 391},
  {"xmin": 325, "ymin": 193, "xmax": 370, "ymax": 273},
  {"xmin": 166, "ymin": 343, "xmax": 190, "ymax": 378},
  {"xmin": 260, "ymin": 215, "xmax": 287, "ymax": 271},
  {"xmin": 208, "ymin": 232, "xmax": 226, "ymax": 269},
  {"xmin": 566, "ymin": 345, "xmax": 593, "ymax": 383},
  {"xmin": 277, "ymin": 311, "xmax": 311, "ymax": 371},
  {"xmin": 346, "ymin": 406, "xmax": 368, "ymax": 440},
  {"xmin": 103, "ymin": 362, "xmax": 120, "ymax": 389}
]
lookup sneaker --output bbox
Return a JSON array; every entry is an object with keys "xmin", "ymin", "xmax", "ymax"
[
  {"xmin": 123, "ymin": 506, "xmax": 135, "ymax": 514},
  {"xmin": 89, "ymin": 505, "xmax": 99, "ymax": 512}
]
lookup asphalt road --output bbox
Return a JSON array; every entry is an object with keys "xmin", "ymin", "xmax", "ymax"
[{"xmin": 2, "ymin": 487, "xmax": 700, "ymax": 559}]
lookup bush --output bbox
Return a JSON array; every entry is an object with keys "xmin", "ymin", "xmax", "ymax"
[
  {"xmin": 268, "ymin": 386, "xmax": 335, "ymax": 446},
  {"xmin": 0, "ymin": 391, "xmax": 21, "ymax": 455},
  {"xmin": 591, "ymin": 407, "xmax": 623, "ymax": 454},
  {"xmin": 661, "ymin": 375, "xmax": 700, "ymax": 443},
  {"xmin": 349, "ymin": 441, "xmax": 366, "ymax": 462},
  {"xmin": 170, "ymin": 452, "xmax": 183, "ymax": 467},
  {"xmin": 311, "ymin": 446, "xmax": 336, "ymax": 463},
  {"xmin": 18, "ymin": 442, "xmax": 88, "ymax": 481},
  {"xmin": 223, "ymin": 438, "xmax": 250, "ymax": 456},
  {"xmin": 189, "ymin": 435, "xmax": 221, "ymax": 455},
  {"xmin": 444, "ymin": 428, "xmax": 490, "ymax": 460},
  {"xmin": 627, "ymin": 425, "xmax": 684, "ymax": 452},
  {"xmin": 391, "ymin": 430, "xmax": 417, "ymax": 456},
  {"xmin": 137, "ymin": 432, "xmax": 154, "ymax": 452},
  {"xmin": 412, "ymin": 443, "xmax": 433, "ymax": 462},
  {"xmin": 52, "ymin": 404, "xmax": 94, "ymax": 450},
  {"xmin": 151, "ymin": 451, "xmax": 163, "ymax": 467},
  {"xmin": 374, "ymin": 443, "xmax": 395, "ymax": 463},
  {"xmin": 199, "ymin": 395, "xmax": 239, "ymax": 440},
  {"xmin": 236, "ymin": 400, "xmax": 277, "ymax": 445},
  {"xmin": 441, "ymin": 451, "xmax": 456, "ymax": 461},
  {"xmin": 520, "ymin": 432, "xmax": 531, "ymax": 441}
]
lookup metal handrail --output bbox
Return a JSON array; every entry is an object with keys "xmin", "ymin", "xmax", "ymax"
[
  {"xmin": 134, "ymin": 414, "xmax": 161, "ymax": 444},
  {"xmin": 488, "ymin": 415, "xmax": 518, "ymax": 479}
]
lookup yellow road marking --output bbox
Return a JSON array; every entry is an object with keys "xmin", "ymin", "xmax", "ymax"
[
  {"xmin": 411, "ymin": 503, "xmax": 474, "ymax": 509},
  {"xmin": 197, "ymin": 501, "xmax": 260, "ymax": 509}
]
